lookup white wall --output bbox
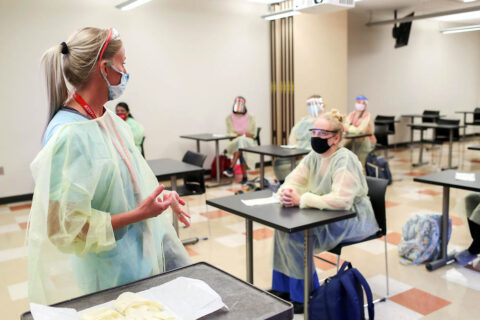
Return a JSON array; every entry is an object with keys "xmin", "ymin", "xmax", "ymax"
[
  {"xmin": 0, "ymin": 0, "xmax": 270, "ymax": 197},
  {"xmin": 348, "ymin": 11, "xmax": 480, "ymax": 144}
]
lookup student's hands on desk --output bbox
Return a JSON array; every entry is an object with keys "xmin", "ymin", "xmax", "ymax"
[{"xmin": 279, "ymin": 188, "xmax": 300, "ymax": 207}]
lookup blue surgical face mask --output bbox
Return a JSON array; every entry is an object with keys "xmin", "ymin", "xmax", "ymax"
[{"xmin": 101, "ymin": 62, "xmax": 130, "ymax": 101}]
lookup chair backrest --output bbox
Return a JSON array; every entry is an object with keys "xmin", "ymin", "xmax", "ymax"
[
  {"xmin": 256, "ymin": 127, "xmax": 262, "ymax": 145},
  {"xmin": 422, "ymin": 110, "xmax": 440, "ymax": 123},
  {"xmin": 474, "ymin": 108, "xmax": 480, "ymax": 122},
  {"xmin": 182, "ymin": 150, "xmax": 207, "ymax": 167},
  {"xmin": 182, "ymin": 151, "xmax": 207, "ymax": 193},
  {"xmin": 374, "ymin": 124, "xmax": 389, "ymax": 147},
  {"xmin": 140, "ymin": 137, "xmax": 146, "ymax": 158},
  {"xmin": 375, "ymin": 115, "xmax": 395, "ymax": 134},
  {"xmin": 366, "ymin": 176, "xmax": 388, "ymax": 237},
  {"xmin": 436, "ymin": 118, "xmax": 460, "ymax": 140}
]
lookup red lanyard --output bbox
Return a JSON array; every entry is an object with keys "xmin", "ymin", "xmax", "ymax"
[{"xmin": 73, "ymin": 92, "xmax": 98, "ymax": 119}]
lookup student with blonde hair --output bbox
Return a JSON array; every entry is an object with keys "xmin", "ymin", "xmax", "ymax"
[
  {"xmin": 270, "ymin": 109, "xmax": 378, "ymax": 313},
  {"xmin": 29, "ymin": 27, "xmax": 190, "ymax": 304}
]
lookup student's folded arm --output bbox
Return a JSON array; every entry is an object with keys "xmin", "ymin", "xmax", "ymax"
[{"xmin": 299, "ymin": 169, "xmax": 358, "ymax": 211}]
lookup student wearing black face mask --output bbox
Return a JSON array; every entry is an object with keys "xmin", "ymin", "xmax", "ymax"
[{"xmin": 269, "ymin": 109, "xmax": 378, "ymax": 314}]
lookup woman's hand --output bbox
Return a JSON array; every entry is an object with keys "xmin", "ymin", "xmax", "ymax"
[
  {"xmin": 163, "ymin": 190, "xmax": 191, "ymax": 227},
  {"xmin": 279, "ymin": 188, "xmax": 301, "ymax": 207},
  {"xmin": 137, "ymin": 185, "xmax": 173, "ymax": 220}
]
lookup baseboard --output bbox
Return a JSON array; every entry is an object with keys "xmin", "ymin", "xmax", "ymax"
[{"xmin": 0, "ymin": 193, "xmax": 33, "ymax": 205}]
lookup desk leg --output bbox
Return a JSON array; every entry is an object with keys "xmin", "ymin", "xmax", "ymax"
[
  {"xmin": 304, "ymin": 229, "xmax": 313, "ymax": 320},
  {"xmin": 260, "ymin": 154, "xmax": 265, "ymax": 189},
  {"xmin": 290, "ymin": 157, "xmax": 296, "ymax": 171},
  {"xmin": 246, "ymin": 219, "xmax": 253, "ymax": 284},
  {"xmin": 463, "ymin": 113, "xmax": 467, "ymax": 140},
  {"xmin": 196, "ymin": 140, "xmax": 200, "ymax": 153},
  {"xmin": 412, "ymin": 128, "xmax": 428, "ymax": 167},
  {"xmin": 409, "ymin": 117, "xmax": 414, "ymax": 146},
  {"xmin": 446, "ymin": 129, "xmax": 457, "ymax": 169},
  {"xmin": 171, "ymin": 176, "xmax": 199, "ymax": 245},
  {"xmin": 170, "ymin": 176, "xmax": 179, "ymax": 236},
  {"xmin": 207, "ymin": 140, "xmax": 230, "ymax": 187},
  {"xmin": 426, "ymin": 186, "xmax": 456, "ymax": 271}
]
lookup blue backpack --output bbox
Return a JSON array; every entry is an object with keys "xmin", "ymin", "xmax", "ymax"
[
  {"xmin": 365, "ymin": 153, "xmax": 392, "ymax": 185},
  {"xmin": 309, "ymin": 261, "xmax": 374, "ymax": 320}
]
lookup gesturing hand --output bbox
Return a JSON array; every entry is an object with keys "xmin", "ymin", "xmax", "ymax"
[
  {"xmin": 164, "ymin": 190, "xmax": 191, "ymax": 227},
  {"xmin": 279, "ymin": 188, "xmax": 301, "ymax": 207},
  {"xmin": 138, "ymin": 185, "xmax": 173, "ymax": 220}
]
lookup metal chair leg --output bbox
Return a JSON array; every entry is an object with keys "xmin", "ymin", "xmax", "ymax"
[{"xmin": 384, "ymin": 236, "xmax": 390, "ymax": 297}]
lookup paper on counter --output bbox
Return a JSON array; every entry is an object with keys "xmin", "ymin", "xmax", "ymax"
[
  {"xmin": 30, "ymin": 277, "xmax": 227, "ymax": 320},
  {"xmin": 280, "ymin": 145, "xmax": 295, "ymax": 149},
  {"xmin": 242, "ymin": 194, "xmax": 280, "ymax": 206},
  {"xmin": 212, "ymin": 133, "xmax": 227, "ymax": 138},
  {"xmin": 30, "ymin": 303, "xmax": 78, "ymax": 320},
  {"xmin": 146, "ymin": 277, "xmax": 228, "ymax": 320},
  {"xmin": 455, "ymin": 172, "xmax": 475, "ymax": 182}
]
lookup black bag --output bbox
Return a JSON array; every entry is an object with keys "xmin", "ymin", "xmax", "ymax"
[
  {"xmin": 309, "ymin": 261, "xmax": 374, "ymax": 320},
  {"xmin": 365, "ymin": 153, "xmax": 392, "ymax": 185}
]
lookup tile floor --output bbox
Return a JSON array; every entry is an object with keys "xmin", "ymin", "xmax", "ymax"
[{"xmin": 1, "ymin": 139, "xmax": 480, "ymax": 319}]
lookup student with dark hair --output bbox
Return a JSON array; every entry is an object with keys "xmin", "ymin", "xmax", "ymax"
[{"xmin": 116, "ymin": 102, "xmax": 145, "ymax": 154}]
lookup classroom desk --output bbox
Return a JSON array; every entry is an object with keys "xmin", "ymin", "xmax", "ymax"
[
  {"xmin": 239, "ymin": 145, "xmax": 310, "ymax": 189},
  {"xmin": 468, "ymin": 146, "xmax": 480, "ymax": 151},
  {"xmin": 401, "ymin": 114, "xmax": 445, "ymax": 145},
  {"xmin": 414, "ymin": 170, "xmax": 480, "ymax": 271},
  {"xmin": 21, "ymin": 262, "xmax": 293, "ymax": 320},
  {"xmin": 407, "ymin": 123, "xmax": 464, "ymax": 169},
  {"xmin": 180, "ymin": 133, "xmax": 236, "ymax": 187},
  {"xmin": 344, "ymin": 133, "xmax": 372, "ymax": 153},
  {"xmin": 147, "ymin": 158, "xmax": 204, "ymax": 245},
  {"xmin": 455, "ymin": 111, "xmax": 474, "ymax": 138},
  {"xmin": 206, "ymin": 190, "xmax": 356, "ymax": 320}
]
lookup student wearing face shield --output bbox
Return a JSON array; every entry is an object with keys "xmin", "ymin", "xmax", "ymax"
[
  {"xmin": 115, "ymin": 102, "xmax": 145, "ymax": 154},
  {"xmin": 29, "ymin": 27, "xmax": 191, "ymax": 305},
  {"xmin": 223, "ymin": 96, "xmax": 257, "ymax": 184},
  {"xmin": 343, "ymin": 95, "xmax": 376, "ymax": 165},
  {"xmin": 273, "ymin": 95, "xmax": 325, "ymax": 182},
  {"xmin": 269, "ymin": 110, "xmax": 378, "ymax": 314}
]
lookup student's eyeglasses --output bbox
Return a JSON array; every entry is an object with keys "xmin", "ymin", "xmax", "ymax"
[{"xmin": 309, "ymin": 128, "xmax": 338, "ymax": 138}]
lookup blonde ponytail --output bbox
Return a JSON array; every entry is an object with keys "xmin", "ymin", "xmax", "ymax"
[
  {"xmin": 41, "ymin": 27, "xmax": 123, "ymax": 121},
  {"xmin": 41, "ymin": 45, "xmax": 69, "ymax": 121}
]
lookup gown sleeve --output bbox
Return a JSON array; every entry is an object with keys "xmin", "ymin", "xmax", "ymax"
[
  {"xmin": 47, "ymin": 128, "xmax": 116, "ymax": 257},
  {"xmin": 299, "ymin": 155, "xmax": 362, "ymax": 210}
]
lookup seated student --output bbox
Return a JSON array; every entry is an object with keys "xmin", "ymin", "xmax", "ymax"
[
  {"xmin": 116, "ymin": 102, "xmax": 145, "ymax": 154},
  {"xmin": 456, "ymin": 193, "xmax": 480, "ymax": 266},
  {"xmin": 270, "ymin": 109, "xmax": 379, "ymax": 314},
  {"xmin": 343, "ymin": 95, "xmax": 376, "ymax": 165},
  {"xmin": 273, "ymin": 95, "xmax": 325, "ymax": 182},
  {"xmin": 223, "ymin": 96, "xmax": 257, "ymax": 184}
]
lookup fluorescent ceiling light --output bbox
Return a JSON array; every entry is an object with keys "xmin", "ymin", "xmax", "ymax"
[
  {"xmin": 262, "ymin": 9, "xmax": 300, "ymax": 20},
  {"xmin": 441, "ymin": 24, "xmax": 480, "ymax": 34},
  {"xmin": 435, "ymin": 10, "xmax": 480, "ymax": 22},
  {"xmin": 116, "ymin": 0, "xmax": 152, "ymax": 11}
]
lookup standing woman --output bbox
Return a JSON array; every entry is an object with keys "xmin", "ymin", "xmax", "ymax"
[
  {"xmin": 29, "ymin": 27, "xmax": 191, "ymax": 305},
  {"xmin": 223, "ymin": 96, "xmax": 257, "ymax": 184},
  {"xmin": 115, "ymin": 102, "xmax": 145, "ymax": 155},
  {"xmin": 343, "ymin": 95, "xmax": 376, "ymax": 165}
]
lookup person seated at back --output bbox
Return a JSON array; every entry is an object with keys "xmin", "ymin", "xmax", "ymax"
[
  {"xmin": 274, "ymin": 95, "xmax": 325, "ymax": 182},
  {"xmin": 270, "ymin": 109, "xmax": 379, "ymax": 314},
  {"xmin": 223, "ymin": 96, "xmax": 257, "ymax": 184},
  {"xmin": 455, "ymin": 193, "xmax": 480, "ymax": 266},
  {"xmin": 343, "ymin": 95, "xmax": 376, "ymax": 166},
  {"xmin": 116, "ymin": 102, "xmax": 145, "ymax": 155}
]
